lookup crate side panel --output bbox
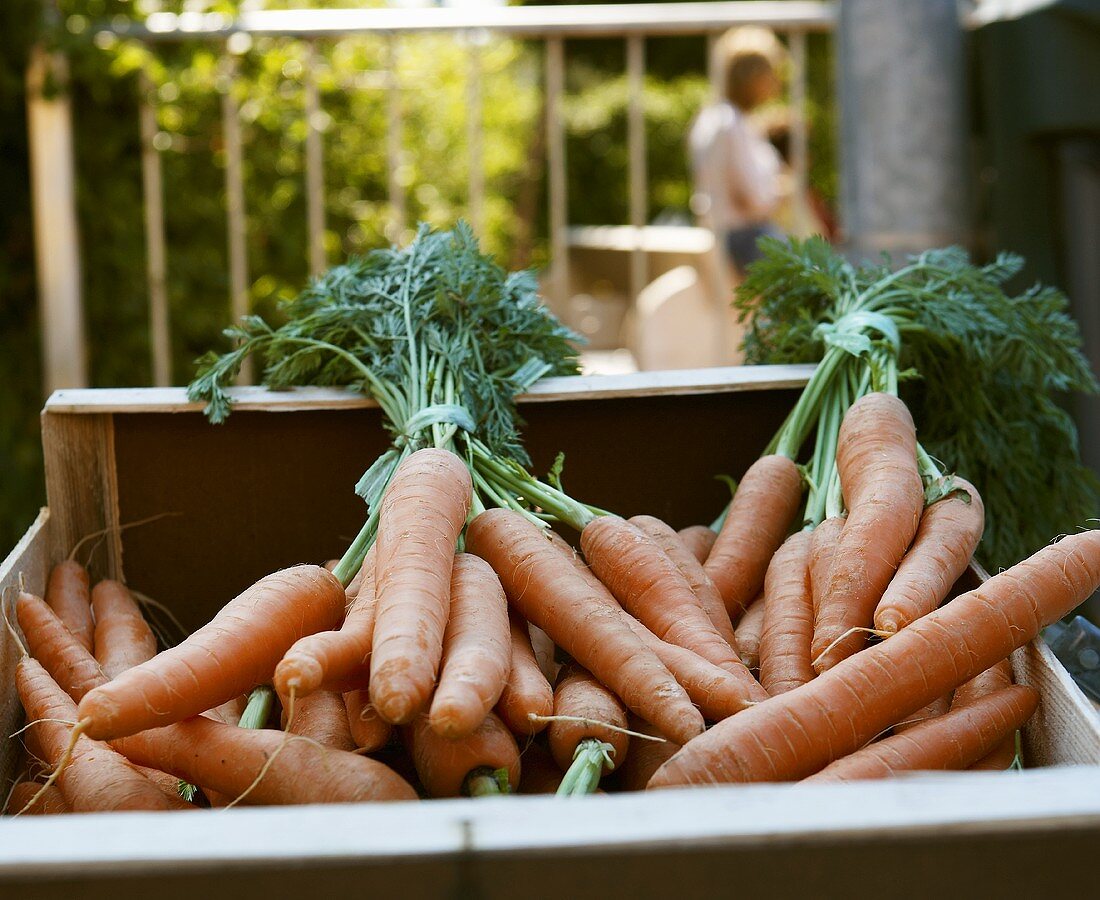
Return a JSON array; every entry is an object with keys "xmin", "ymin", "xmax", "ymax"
[
  {"xmin": 1013, "ymin": 640, "xmax": 1100, "ymax": 766},
  {"xmin": 0, "ymin": 511, "xmax": 50, "ymax": 789}
]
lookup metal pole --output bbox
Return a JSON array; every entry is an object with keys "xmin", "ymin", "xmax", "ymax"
[
  {"xmin": 545, "ymin": 38, "xmax": 569, "ymax": 311},
  {"xmin": 26, "ymin": 46, "xmax": 87, "ymax": 392},
  {"xmin": 221, "ymin": 53, "xmax": 252, "ymax": 384},
  {"xmin": 626, "ymin": 34, "xmax": 647, "ymax": 303},
  {"xmin": 139, "ymin": 68, "xmax": 172, "ymax": 386},
  {"xmin": 838, "ymin": 0, "xmax": 968, "ymax": 259},
  {"xmin": 466, "ymin": 38, "xmax": 484, "ymax": 236},
  {"xmin": 386, "ymin": 35, "xmax": 405, "ymax": 243},
  {"xmin": 788, "ymin": 29, "xmax": 810, "ymax": 237},
  {"xmin": 304, "ymin": 41, "xmax": 326, "ymax": 276}
]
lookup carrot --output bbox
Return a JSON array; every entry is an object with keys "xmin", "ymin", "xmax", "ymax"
[
  {"xmin": 649, "ymin": 531, "xmax": 1100, "ymax": 787},
  {"xmin": 807, "ymin": 685, "xmax": 1039, "ymax": 782},
  {"xmin": 953, "ymin": 658, "xmax": 1018, "ymax": 770},
  {"xmin": 809, "ymin": 515, "xmax": 844, "ymax": 617},
  {"xmin": 17, "ymin": 592, "xmax": 106, "ymax": 702},
  {"xmin": 428, "ymin": 554, "xmax": 511, "ymax": 739},
  {"xmin": 704, "ymin": 455, "xmax": 803, "ymax": 617},
  {"xmin": 734, "ymin": 594, "xmax": 765, "ymax": 670},
  {"xmin": 17, "ymin": 657, "xmax": 186, "ymax": 812},
  {"xmin": 677, "ymin": 525, "xmax": 717, "ymax": 565},
  {"xmin": 344, "ymin": 689, "xmax": 394, "ymax": 753},
  {"xmin": 133, "ymin": 765, "xmax": 193, "ymax": 805},
  {"xmin": 277, "ymin": 688, "xmax": 356, "ymax": 753},
  {"xmin": 114, "ymin": 715, "xmax": 417, "ymax": 805},
  {"xmin": 206, "ymin": 695, "xmax": 248, "ymax": 727},
  {"xmin": 893, "ymin": 694, "xmax": 951, "ymax": 735},
  {"xmin": 405, "ymin": 711, "xmax": 520, "ymax": 798},
  {"xmin": 466, "ymin": 509, "xmax": 704, "ymax": 745},
  {"xmin": 550, "ymin": 531, "xmax": 764, "ymax": 715},
  {"xmin": 758, "ymin": 531, "xmax": 815, "ymax": 696},
  {"xmin": 77, "ymin": 565, "xmax": 345, "ymax": 740},
  {"xmin": 548, "ymin": 663, "xmax": 628, "ymax": 775},
  {"xmin": 91, "ymin": 580, "xmax": 159, "ymax": 679},
  {"xmin": 276, "ymin": 546, "xmax": 378, "ymax": 698},
  {"xmin": 495, "ymin": 612, "xmax": 554, "ymax": 736},
  {"xmin": 517, "ymin": 742, "xmax": 564, "ymax": 794},
  {"xmin": 629, "ymin": 515, "xmax": 739, "ymax": 653},
  {"xmin": 7, "ymin": 782, "xmax": 70, "ymax": 815},
  {"xmin": 45, "ymin": 560, "xmax": 94, "ymax": 653},
  {"xmin": 875, "ymin": 478, "xmax": 985, "ymax": 633},
  {"xmin": 581, "ymin": 515, "xmax": 745, "ymax": 674},
  {"xmin": 813, "ymin": 394, "xmax": 924, "ymax": 671},
  {"xmin": 370, "ymin": 448, "xmax": 472, "ymax": 724},
  {"xmin": 618, "ymin": 716, "xmax": 679, "ymax": 792}
]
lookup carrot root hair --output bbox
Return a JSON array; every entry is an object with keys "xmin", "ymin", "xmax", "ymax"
[
  {"xmin": 810, "ymin": 626, "xmax": 892, "ymax": 671},
  {"xmin": 223, "ymin": 685, "xmax": 296, "ymax": 811},
  {"xmin": 526, "ymin": 713, "xmax": 667, "ymax": 743},
  {"xmin": 13, "ymin": 716, "xmax": 89, "ymax": 817},
  {"xmin": 67, "ymin": 512, "xmax": 181, "ymax": 566},
  {"xmin": 2, "ymin": 587, "xmax": 27, "ymax": 657}
]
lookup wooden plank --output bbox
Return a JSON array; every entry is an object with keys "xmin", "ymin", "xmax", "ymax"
[
  {"xmin": 43, "ymin": 364, "xmax": 817, "ymax": 414},
  {"xmin": 120, "ymin": 3, "xmax": 837, "ymax": 41},
  {"xmin": 545, "ymin": 38, "xmax": 569, "ymax": 310},
  {"xmin": 40, "ymin": 412, "xmax": 122, "ymax": 581},
  {"xmin": 221, "ymin": 53, "xmax": 252, "ymax": 384},
  {"xmin": 139, "ymin": 68, "xmax": 172, "ymax": 386},
  {"xmin": 26, "ymin": 46, "xmax": 87, "ymax": 392},
  {"xmin": 0, "ymin": 510, "xmax": 49, "ymax": 791},
  {"xmin": 1014, "ymin": 639, "xmax": 1100, "ymax": 766},
  {"xmin": 304, "ymin": 41, "xmax": 326, "ymax": 276},
  {"xmin": 626, "ymin": 34, "xmax": 647, "ymax": 304}
]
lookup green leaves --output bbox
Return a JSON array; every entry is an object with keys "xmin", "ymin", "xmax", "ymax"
[{"xmin": 738, "ymin": 237, "xmax": 1099, "ymax": 570}]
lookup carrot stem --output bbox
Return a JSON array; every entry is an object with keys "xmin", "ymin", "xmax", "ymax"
[
  {"xmin": 463, "ymin": 767, "xmax": 511, "ymax": 798},
  {"xmin": 239, "ymin": 686, "xmax": 275, "ymax": 730},
  {"xmin": 556, "ymin": 738, "xmax": 614, "ymax": 797}
]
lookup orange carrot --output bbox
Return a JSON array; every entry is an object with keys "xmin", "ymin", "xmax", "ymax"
[
  {"xmin": 370, "ymin": 448, "xmax": 472, "ymax": 724},
  {"xmin": 807, "ymin": 685, "xmax": 1038, "ymax": 782},
  {"xmin": 758, "ymin": 531, "xmax": 815, "ymax": 696},
  {"xmin": 115, "ymin": 715, "xmax": 416, "ymax": 804},
  {"xmin": 875, "ymin": 477, "xmax": 985, "ymax": 633},
  {"xmin": 548, "ymin": 664, "xmax": 628, "ymax": 774},
  {"xmin": 704, "ymin": 455, "xmax": 803, "ymax": 617},
  {"xmin": 91, "ymin": 580, "xmax": 159, "ymax": 679},
  {"xmin": 517, "ymin": 742, "xmax": 564, "ymax": 795},
  {"xmin": 428, "ymin": 554, "xmax": 511, "ymax": 739},
  {"xmin": 17, "ymin": 592, "xmax": 106, "ymax": 702},
  {"xmin": 7, "ymin": 782, "xmax": 70, "ymax": 815},
  {"xmin": 893, "ymin": 694, "xmax": 951, "ymax": 735},
  {"xmin": 405, "ymin": 711, "xmax": 520, "ymax": 798},
  {"xmin": 17, "ymin": 658, "xmax": 186, "ymax": 812},
  {"xmin": 650, "ymin": 531, "xmax": 1100, "ymax": 787},
  {"xmin": 550, "ymin": 531, "xmax": 764, "ymax": 715},
  {"xmin": 813, "ymin": 394, "xmax": 924, "ymax": 671},
  {"xmin": 133, "ymin": 765, "xmax": 193, "ymax": 806},
  {"xmin": 206, "ymin": 696, "xmax": 248, "ymax": 727},
  {"xmin": 734, "ymin": 594, "xmax": 765, "ymax": 670},
  {"xmin": 45, "ymin": 560, "xmax": 94, "ymax": 653},
  {"xmin": 77, "ymin": 565, "xmax": 345, "ymax": 740},
  {"xmin": 467, "ymin": 509, "xmax": 704, "ymax": 745},
  {"xmin": 677, "ymin": 525, "xmax": 717, "ymax": 565},
  {"xmin": 953, "ymin": 658, "xmax": 1017, "ymax": 770},
  {"xmin": 618, "ymin": 716, "xmax": 679, "ymax": 792},
  {"xmin": 809, "ymin": 515, "xmax": 844, "ymax": 617},
  {"xmin": 582, "ymin": 515, "xmax": 745, "ymax": 674},
  {"xmin": 278, "ymin": 688, "xmax": 356, "ymax": 752},
  {"xmin": 630, "ymin": 515, "xmax": 739, "ymax": 653},
  {"xmin": 343, "ymin": 689, "xmax": 393, "ymax": 753},
  {"xmin": 276, "ymin": 547, "xmax": 378, "ymax": 698},
  {"xmin": 495, "ymin": 612, "xmax": 554, "ymax": 736}
]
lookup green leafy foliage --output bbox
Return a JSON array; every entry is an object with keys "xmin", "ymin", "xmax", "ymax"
[{"xmin": 737, "ymin": 236, "xmax": 1099, "ymax": 570}]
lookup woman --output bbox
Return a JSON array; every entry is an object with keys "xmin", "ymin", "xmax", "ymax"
[{"xmin": 689, "ymin": 27, "xmax": 790, "ymax": 272}]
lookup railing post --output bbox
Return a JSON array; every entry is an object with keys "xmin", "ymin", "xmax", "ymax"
[
  {"xmin": 386, "ymin": 35, "xmax": 406, "ymax": 243},
  {"xmin": 139, "ymin": 67, "xmax": 172, "ymax": 386},
  {"xmin": 304, "ymin": 41, "xmax": 327, "ymax": 277},
  {"xmin": 221, "ymin": 52, "xmax": 252, "ymax": 384},
  {"xmin": 626, "ymin": 34, "xmax": 648, "ymax": 304},
  {"xmin": 545, "ymin": 38, "xmax": 569, "ymax": 312},
  {"xmin": 788, "ymin": 29, "xmax": 810, "ymax": 237},
  {"xmin": 466, "ymin": 37, "xmax": 484, "ymax": 237},
  {"xmin": 27, "ymin": 46, "xmax": 87, "ymax": 392}
]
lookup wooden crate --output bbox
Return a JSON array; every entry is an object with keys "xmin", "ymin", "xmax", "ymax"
[{"xmin": 3, "ymin": 365, "xmax": 1100, "ymax": 899}]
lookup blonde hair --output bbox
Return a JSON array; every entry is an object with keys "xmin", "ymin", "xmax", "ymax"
[{"xmin": 714, "ymin": 27, "xmax": 788, "ymax": 110}]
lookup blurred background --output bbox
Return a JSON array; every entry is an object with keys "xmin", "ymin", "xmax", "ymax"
[{"xmin": 1, "ymin": 0, "xmax": 1098, "ymax": 549}]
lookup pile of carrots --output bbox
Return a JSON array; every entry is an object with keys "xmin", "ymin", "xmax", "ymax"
[{"xmin": 6, "ymin": 387, "xmax": 1100, "ymax": 815}]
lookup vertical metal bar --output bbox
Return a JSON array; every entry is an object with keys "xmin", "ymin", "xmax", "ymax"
[
  {"xmin": 707, "ymin": 31, "xmax": 723, "ymax": 103},
  {"xmin": 788, "ymin": 29, "xmax": 810, "ymax": 237},
  {"xmin": 221, "ymin": 53, "xmax": 252, "ymax": 384},
  {"xmin": 627, "ymin": 34, "xmax": 647, "ymax": 304},
  {"xmin": 139, "ymin": 68, "xmax": 171, "ymax": 386},
  {"xmin": 26, "ymin": 46, "xmax": 87, "ymax": 391},
  {"xmin": 466, "ymin": 38, "xmax": 484, "ymax": 236},
  {"xmin": 545, "ymin": 38, "xmax": 568, "ymax": 310},
  {"xmin": 386, "ymin": 35, "xmax": 405, "ymax": 242},
  {"xmin": 304, "ymin": 41, "xmax": 326, "ymax": 277}
]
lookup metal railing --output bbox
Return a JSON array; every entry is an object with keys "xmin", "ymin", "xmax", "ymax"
[{"xmin": 29, "ymin": 2, "xmax": 835, "ymax": 390}]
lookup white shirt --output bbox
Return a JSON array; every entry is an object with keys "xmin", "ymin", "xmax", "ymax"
[{"xmin": 689, "ymin": 102, "xmax": 783, "ymax": 232}]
